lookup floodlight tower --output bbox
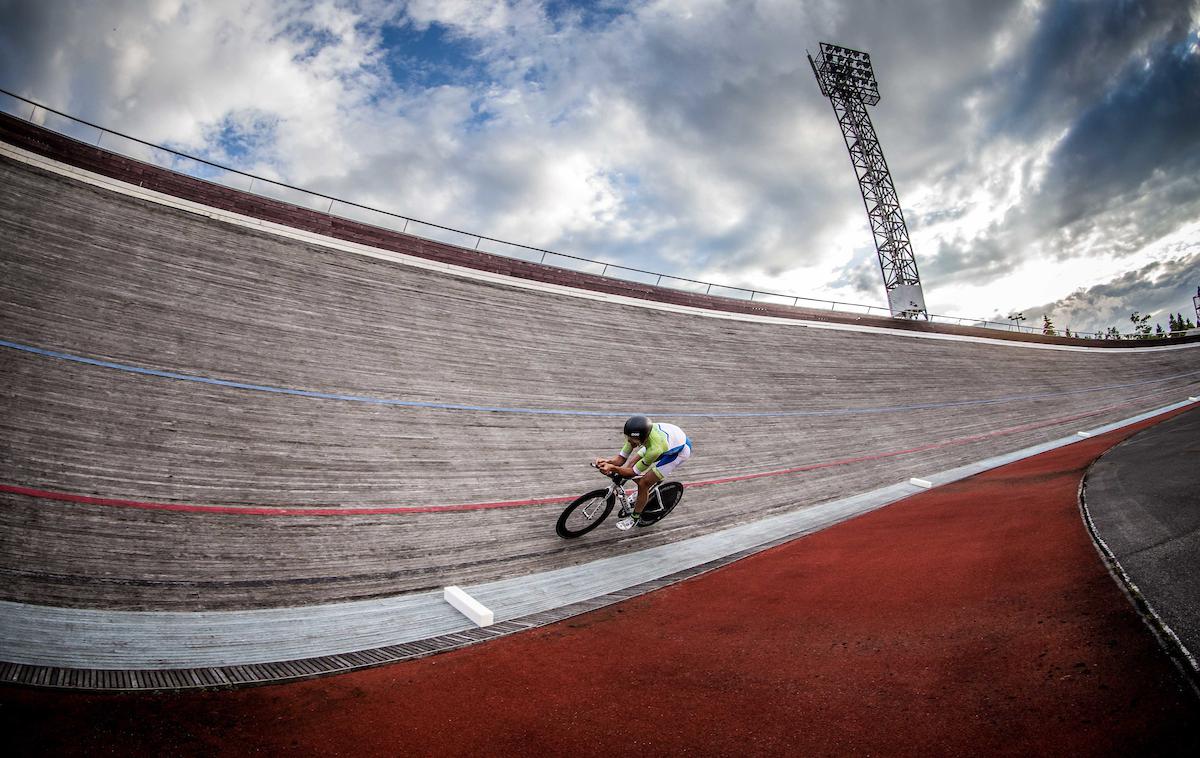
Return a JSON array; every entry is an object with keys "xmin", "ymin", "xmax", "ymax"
[
  {"xmin": 1194, "ymin": 286, "xmax": 1200, "ymax": 325},
  {"xmin": 809, "ymin": 42, "xmax": 927, "ymax": 318}
]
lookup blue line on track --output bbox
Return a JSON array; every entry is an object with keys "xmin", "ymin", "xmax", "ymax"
[{"xmin": 3, "ymin": 338, "xmax": 1198, "ymax": 419}]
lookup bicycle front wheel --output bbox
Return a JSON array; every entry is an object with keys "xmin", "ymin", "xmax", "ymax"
[{"xmin": 556, "ymin": 488, "xmax": 615, "ymax": 539}]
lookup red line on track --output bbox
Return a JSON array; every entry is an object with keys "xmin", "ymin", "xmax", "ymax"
[
  {"xmin": 685, "ymin": 398, "xmax": 1141, "ymax": 487},
  {"xmin": 0, "ymin": 484, "xmax": 576, "ymax": 516},
  {"xmin": 0, "ymin": 398, "xmax": 1150, "ymax": 517}
]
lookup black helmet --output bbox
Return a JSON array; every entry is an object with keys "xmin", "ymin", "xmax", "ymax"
[{"xmin": 623, "ymin": 415, "xmax": 653, "ymax": 442}]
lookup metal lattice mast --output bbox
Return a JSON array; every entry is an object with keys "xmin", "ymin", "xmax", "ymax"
[
  {"xmin": 808, "ymin": 42, "xmax": 928, "ymax": 318},
  {"xmin": 1194, "ymin": 286, "xmax": 1200, "ymax": 325}
]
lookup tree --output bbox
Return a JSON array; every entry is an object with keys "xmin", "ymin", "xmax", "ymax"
[
  {"xmin": 1104, "ymin": 326, "xmax": 1121, "ymax": 340},
  {"xmin": 1172, "ymin": 312, "xmax": 1196, "ymax": 333},
  {"xmin": 1155, "ymin": 324, "xmax": 1165, "ymax": 337},
  {"xmin": 1130, "ymin": 311, "xmax": 1152, "ymax": 339},
  {"xmin": 1063, "ymin": 327, "xmax": 1073, "ymax": 338},
  {"xmin": 1042, "ymin": 315, "xmax": 1057, "ymax": 336}
]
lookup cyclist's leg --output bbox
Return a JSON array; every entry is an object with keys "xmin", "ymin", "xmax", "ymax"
[
  {"xmin": 632, "ymin": 469, "xmax": 660, "ymax": 513},
  {"xmin": 646, "ymin": 445, "xmax": 690, "ymax": 506},
  {"xmin": 632, "ymin": 443, "xmax": 691, "ymax": 514}
]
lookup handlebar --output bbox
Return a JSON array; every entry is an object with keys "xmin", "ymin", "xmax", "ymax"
[{"xmin": 591, "ymin": 461, "xmax": 630, "ymax": 484}]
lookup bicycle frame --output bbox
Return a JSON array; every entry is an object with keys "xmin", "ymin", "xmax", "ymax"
[{"xmin": 599, "ymin": 470, "xmax": 667, "ymax": 517}]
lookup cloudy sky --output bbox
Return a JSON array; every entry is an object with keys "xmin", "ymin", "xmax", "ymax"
[{"xmin": 2, "ymin": 0, "xmax": 1198, "ymax": 335}]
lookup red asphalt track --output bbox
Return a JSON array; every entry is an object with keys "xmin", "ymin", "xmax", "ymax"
[{"xmin": 4, "ymin": 410, "xmax": 1199, "ymax": 757}]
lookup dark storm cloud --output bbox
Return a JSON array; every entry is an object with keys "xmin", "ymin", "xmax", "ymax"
[
  {"xmin": 820, "ymin": 0, "xmax": 1025, "ymax": 178},
  {"xmin": 829, "ymin": 246, "xmax": 881, "ymax": 299},
  {"xmin": 909, "ymin": 204, "xmax": 969, "ymax": 229},
  {"xmin": 0, "ymin": 0, "xmax": 68, "ymax": 101},
  {"xmin": 1031, "ymin": 251, "xmax": 1200, "ymax": 335},
  {"xmin": 1040, "ymin": 35, "xmax": 1200, "ymax": 228},
  {"xmin": 915, "ymin": 1, "xmax": 1200, "ymax": 296},
  {"xmin": 922, "ymin": 232, "xmax": 1020, "ymax": 285},
  {"xmin": 996, "ymin": 0, "xmax": 1190, "ymax": 139}
]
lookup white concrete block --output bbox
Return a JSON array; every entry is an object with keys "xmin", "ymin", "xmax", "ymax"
[
  {"xmin": 1076, "ymin": 431, "xmax": 1093, "ymax": 438},
  {"xmin": 909, "ymin": 478, "xmax": 933, "ymax": 489},
  {"xmin": 1189, "ymin": 397, "xmax": 1198, "ymax": 402},
  {"xmin": 443, "ymin": 586, "xmax": 494, "ymax": 627}
]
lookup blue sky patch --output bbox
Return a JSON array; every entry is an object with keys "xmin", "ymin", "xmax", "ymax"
[{"xmin": 382, "ymin": 21, "xmax": 483, "ymax": 89}]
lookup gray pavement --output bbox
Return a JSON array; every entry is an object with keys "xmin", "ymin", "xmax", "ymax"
[{"xmin": 1085, "ymin": 407, "xmax": 1200, "ymax": 670}]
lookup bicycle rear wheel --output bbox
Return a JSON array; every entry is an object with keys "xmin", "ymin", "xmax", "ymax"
[
  {"xmin": 556, "ymin": 488, "xmax": 615, "ymax": 539},
  {"xmin": 638, "ymin": 481, "xmax": 684, "ymax": 526}
]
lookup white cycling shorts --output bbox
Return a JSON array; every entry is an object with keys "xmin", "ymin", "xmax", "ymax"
[{"xmin": 629, "ymin": 438, "xmax": 692, "ymax": 481}]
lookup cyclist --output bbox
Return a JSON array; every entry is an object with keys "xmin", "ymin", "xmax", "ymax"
[{"xmin": 595, "ymin": 415, "xmax": 693, "ymax": 530}]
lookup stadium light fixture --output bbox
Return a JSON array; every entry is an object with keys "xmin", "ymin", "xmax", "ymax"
[{"xmin": 809, "ymin": 41, "xmax": 927, "ymax": 319}]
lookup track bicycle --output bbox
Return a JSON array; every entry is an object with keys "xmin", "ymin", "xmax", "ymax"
[{"xmin": 555, "ymin": 463, "xmax": 684, "ymax": 539}]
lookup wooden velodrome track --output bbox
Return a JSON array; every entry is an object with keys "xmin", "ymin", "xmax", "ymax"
[{"xmin": 1, "ymin": 114, "xmax": 1199, "ymax": 686}]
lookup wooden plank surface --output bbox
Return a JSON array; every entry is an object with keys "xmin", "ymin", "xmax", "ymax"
[
  {"xmin": 4, "ymin": 110, "xmax": 1190, "ymax": 349},
  {"xmin": 1, "ymin": 142, "xmax": 1198, "ymax": 614}
]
